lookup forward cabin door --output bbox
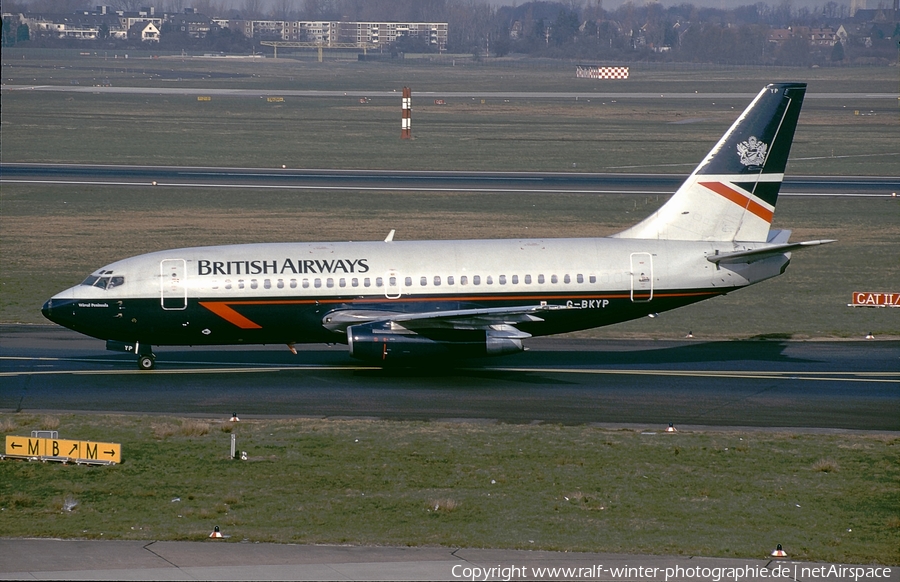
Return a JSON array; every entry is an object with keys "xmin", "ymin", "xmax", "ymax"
[
  {"xmin": 160, "ymin": 259, "xmax": 188, "ymax": 310},
  {"xmin": 630, "ymin": 252, "xmax": 653, "ymax": 302}
]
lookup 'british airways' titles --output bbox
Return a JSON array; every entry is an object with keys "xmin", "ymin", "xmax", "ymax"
[{"xmin": 198, "ymin": 258, "xmax": 369, "ymax": 276}]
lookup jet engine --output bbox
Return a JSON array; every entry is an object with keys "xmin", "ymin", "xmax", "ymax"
[{"xmin": 346, "ymin": 322, "xmax": 525, "ymax": 363}]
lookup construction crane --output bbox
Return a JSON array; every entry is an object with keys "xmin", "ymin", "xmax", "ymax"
[{"xmin": 260, "ymin": 41, "xmax": 377, "ymax": 62}]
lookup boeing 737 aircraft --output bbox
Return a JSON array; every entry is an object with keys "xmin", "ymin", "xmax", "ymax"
[{"xmin": 43, "ymin": 83, "xmax": 833, "ymax": 369}]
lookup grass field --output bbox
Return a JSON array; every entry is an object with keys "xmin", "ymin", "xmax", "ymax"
[
  {"xmin": 1, "ymin": 414, "xmax": 898, "ymax": 565},
  {"xmin": 1, "ymin": 51, "xmax": 898, "ymax": 174}
]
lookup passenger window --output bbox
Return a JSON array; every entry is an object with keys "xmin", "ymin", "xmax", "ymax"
[
  {"xmin": 460, "ymin": 275, "xmax": 468, "ymax": 285},
  {"xmin": 447, "ymin": 275, "xmax": 454, "ymax": 285},
  {"xmin": 512, "ymin": 275, "xmax": 519, "ymax": 284},
  {"xmin": 225, "ymin": 279, "xmax": 232, "ymax": 290},
  {"xmin": 577, "ymin": 274, "xmax": 584, "ymax": 284},
  {"xmin": 434, "ymin": 276, "xmax": 441, "ymax": 286},
  {"xmin": 420, "ymin": 276, "xmax": 428, "ymax": 286},
  {"xmin": 486, "ymin": 276, "xmax": 493, "ymax": 285},
  {"xmin": 250, "ymin": 279, "xmax": 258, "ymax": 289},
  {"xmin": 238, "ymin": 280, "xmax": 245, "ymax": 290},
  {"xmin": 290, "ymin": 279, "xmax": 297, "ymax": 289},
  {"xmin": 326, "ymin": 278, "xmax": 333, "ymax": 288},
  {"xmin": 364, "ymin": 278, "xmax": 371, "ymax": 287},
  {"xmin": 314, "ymin": 279, "xmax": 322, "ymax": 288},
  {"xmin": 564, "ymin": 275, "xmax": 570, "ymax": 284},
  {"xmin": 352, "ymin": 278, "xmax": 359, "ymax": 287},
  {"xmin": 264, "ymin": 279, "xmax": 271, "ymax": 289},
  {"xmin": 551, "ymin": 275, "xmax": 559, "ymax": 284},
  {"xmin": 525, "ymin": 275, "xmax": 532, "ymax": 284},
  {"xmin": 389, "ymin": 276, "xmax": 397, "ymax": 287},
  {"xmin": 277, "ymin": 279, "xmax": 284, "ymax": 289},
  {"xmin": 376, "ymin": 277, "xmax": 383, "ymax": 287},
  {"xmin": 339, "ymin": 278, "xmax": 346, "ymax": 288},
  {"xmin": 589, "ymin": 275, "xmax": 597, "ymax": 284},
  {"xmin": 473, "ymin": 275, "xmax": 481, "ymax": 285},
  {"xmin": 302, "ymin": 279, "xmax": 309, "ymax": 289},
  {"xmin": 538, "ymin": 275, "xmax": 545, "ymax": 284},
  {"xmin": 499, "ymin": 275, "xmax": 506, "ymax": 285},
  {"xmin": 405, "ymin": 277, "xmax": 412, "ymax": 287}
]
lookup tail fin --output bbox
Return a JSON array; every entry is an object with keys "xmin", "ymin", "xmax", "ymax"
[{"xmin": 613, "ymin": 83, "xmax": 806, "ymax": 242}]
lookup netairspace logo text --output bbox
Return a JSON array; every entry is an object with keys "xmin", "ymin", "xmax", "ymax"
[{"xmin": 451, "ymin": 563, "xmax": 893, "ymax": 581}]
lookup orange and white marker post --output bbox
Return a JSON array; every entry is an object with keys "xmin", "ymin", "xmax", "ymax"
[{"xmin": 401, "ymin": 87, "xmax": 411, "ymax": 139}]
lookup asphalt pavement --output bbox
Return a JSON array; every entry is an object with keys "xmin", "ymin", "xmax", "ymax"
[{"xmin": 2, "ymin": 539, "xmax": 897, "ymax": 581}]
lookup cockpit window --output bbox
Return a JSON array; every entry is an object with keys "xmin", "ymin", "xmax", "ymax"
[{"xmin": 79, "ymin": 275, "xmax": 125, "ymax": 290}]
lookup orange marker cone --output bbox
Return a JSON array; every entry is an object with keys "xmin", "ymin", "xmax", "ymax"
[
  {"xmin": 771, "ymin": 544, "xmax": 787, "ymax": 558},
  {"xmin": 209, "ymin": 526, "xmax": 223, "ymax": 539}
]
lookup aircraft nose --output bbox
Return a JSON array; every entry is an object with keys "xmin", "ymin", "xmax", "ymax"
[{"xmin": 42, "ymin": 298, "xmax": 55, "ymax": 322}]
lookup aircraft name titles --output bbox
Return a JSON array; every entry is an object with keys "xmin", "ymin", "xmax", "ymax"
[{"xmin": 198, "ymin": 258, "xmax": 370, "ymax": 277}]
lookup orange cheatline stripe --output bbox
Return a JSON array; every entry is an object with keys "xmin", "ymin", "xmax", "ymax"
[
  {"xmin": 199, "ymin": 290, "xmax": 722, "ymax": 330},
  {"xmin": 199, "ymin": 302, "xmax": 262, "ymax": 329},
  {"xmin": 699, "ymin": 181, "xmax": 774, "ymax": 223}
]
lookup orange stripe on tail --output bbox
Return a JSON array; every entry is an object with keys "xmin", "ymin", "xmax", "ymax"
[{"xmin": 699, "ymin": 181, "xmax": 774, "ymax": 223}]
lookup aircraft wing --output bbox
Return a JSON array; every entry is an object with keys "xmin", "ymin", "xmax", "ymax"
[
  {"xmin": 707, "ymin": 239, "xmax": 836, "ymax": 265},
  {"xmin": 322, "ymin": 303, "xmax": 572, "ymax": 335}
]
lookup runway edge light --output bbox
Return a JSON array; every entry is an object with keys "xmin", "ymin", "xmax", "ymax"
[
  {"xmin": 665, "ymin": 423, "xmax": 677, "ymax": 432},
  {"xmin": 210, "ymin": 526, "xmax": 224, "ymax": 539},
  {"xmin": 771, "ymin": 544, "xmax": 788, "ymax": 558}
]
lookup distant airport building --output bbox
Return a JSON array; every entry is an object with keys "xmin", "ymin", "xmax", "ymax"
[
  {"xmin": 5, "ymin": 7, "xmax": 447, "ymax": 51},
  {"xmin": 223, "ymin": 19, "xmax": 448, "ymax": 51}
]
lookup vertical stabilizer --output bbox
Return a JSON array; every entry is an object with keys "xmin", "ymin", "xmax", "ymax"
[{"xmin": 613, "ymin": 83, "xmax": 806, "ymax": 242}]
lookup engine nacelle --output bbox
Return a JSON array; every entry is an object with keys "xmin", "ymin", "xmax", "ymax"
[{"xmin": 346, "ymin": 324, "xmax": 524, "ymax": 363}]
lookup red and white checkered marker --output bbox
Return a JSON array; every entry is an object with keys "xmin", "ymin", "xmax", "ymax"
[
  {"xmin": 209, "ymin": 526, "xmax": 223, "ymax": 538},
  {"xmin": 576, "ymin": 66, "xmax": 629, "ymax": 79}
]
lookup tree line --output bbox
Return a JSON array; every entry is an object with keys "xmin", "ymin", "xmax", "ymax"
[{"xmin": 4, "ymin": 0, "xmax": 898, "ymax": 65}]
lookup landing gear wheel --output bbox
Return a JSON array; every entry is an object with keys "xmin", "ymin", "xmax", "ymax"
[{"xmin": 138, "ymin": 354, "xmax": 156, "ymax": 370}]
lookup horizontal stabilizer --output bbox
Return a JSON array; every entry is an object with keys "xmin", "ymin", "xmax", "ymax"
[{"xmin": 708, "ymin": 239, "xmax": 836, "ymax": 264}]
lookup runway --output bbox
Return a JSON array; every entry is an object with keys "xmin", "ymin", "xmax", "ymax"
[
  {"xmin": 2, "ymin": 163, "xmax": 897, "ymax": 196},
  {"xmin": 2, "ymin": 325, "xmax": 897, "ymax": 431}
]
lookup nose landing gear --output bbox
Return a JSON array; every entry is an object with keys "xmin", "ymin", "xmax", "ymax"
[
  {"xmin": 106, "ymin": 340, "xmax": 156, "ymax": 370},
  {"xmin": 138, "ymin": 353, "xmax": 157, "ymax": 370}
]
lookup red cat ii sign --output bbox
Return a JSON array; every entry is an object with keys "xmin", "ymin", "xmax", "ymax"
[{"xmin": 850, "ymin": 292, "xmax": 900, "ymax": 307}]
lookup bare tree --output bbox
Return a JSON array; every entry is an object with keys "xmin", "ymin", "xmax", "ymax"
[
  {"xmin": 273, "ymin": 0, "xmax": 297, "ymax": 20},
  {"xmin": 241, "ymin": 0, "xmax": 264, "ymax": 19}
]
